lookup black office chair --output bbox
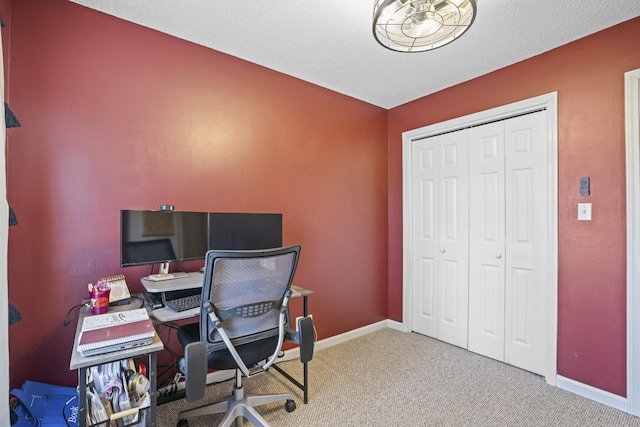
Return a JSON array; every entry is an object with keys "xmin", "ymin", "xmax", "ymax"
[{"xmin": 176, "ymin": 245, "xmax": 314, "ymax": 427}]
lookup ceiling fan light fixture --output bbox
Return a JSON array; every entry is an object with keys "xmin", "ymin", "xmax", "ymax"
[{"xmin": 373, "ymin": 0, "xmax": 477, "ymax": 52}]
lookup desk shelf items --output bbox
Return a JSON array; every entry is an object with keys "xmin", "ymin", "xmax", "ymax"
[
  {"xmin": 77, "ymin": 309, "xmax": 155, "ymax": 357},
  {"xmin": 85, "ymin": 359, "xmax": 151, "ymax": 427},
  {"xmin": 70, "ymin": 304, "xmax": 163, "ymax": 427}
]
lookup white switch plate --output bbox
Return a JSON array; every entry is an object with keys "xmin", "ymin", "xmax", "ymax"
[{"xmin": 578, "ymin": 203, "xmax": 592, "ymax": 221}]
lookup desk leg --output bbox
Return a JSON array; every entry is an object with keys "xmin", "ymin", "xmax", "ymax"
[
  {"xmin": 272, "ymin": 295, "xmax": 310, "ymax": 404},
  {"xmin": 78, "ymin": 367, "xmax": 87, "ymax": 427},
  {"xmin": 302, "ymin": 295, "xmax": 309, "ymax": 404},
  {"xmin": 149, "ymin": 352, "xmax": 157, "ymax": 427}
]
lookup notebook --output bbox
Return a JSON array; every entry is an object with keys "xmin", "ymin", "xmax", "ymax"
[
  {"xmin": 79, "ymin": 336, "xmax": 153, "ymax": 357},
  {"xmin": 78, "ymin": 309, "xmax": 156, "ymax": 357}
]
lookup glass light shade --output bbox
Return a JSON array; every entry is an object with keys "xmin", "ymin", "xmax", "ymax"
[{"xmin": 373, "ymin": 0, "xmax": 477, "ymax": 52}]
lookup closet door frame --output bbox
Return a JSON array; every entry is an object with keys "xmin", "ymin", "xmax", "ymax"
[
  {"xmin": 625, "ymin": 68, "xmax": 640, "ymax": 416},
  {"xmin": 401, "ymin": 92, "xmax": 558, "ymax": 386}
]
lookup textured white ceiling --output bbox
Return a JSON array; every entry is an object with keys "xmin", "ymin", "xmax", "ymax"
[{"xmin": 69, "ymin": 0, "xmax": 640, "ymax": 109}]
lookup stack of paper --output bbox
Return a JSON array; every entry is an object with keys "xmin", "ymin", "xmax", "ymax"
[{"xmin": 78, "ymin": 309, "xmax": 155, "ymax": 357}]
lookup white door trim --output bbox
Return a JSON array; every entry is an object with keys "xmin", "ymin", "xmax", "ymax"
[
  {"xmin": 402, "ymin": 92, "xmax": 558, "ymax": 385},
  {"xmin": 625, "ymin": 68, "xmax": 640, "ymax": 416}
]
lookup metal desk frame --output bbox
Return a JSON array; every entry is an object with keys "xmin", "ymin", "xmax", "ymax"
[
  {"xmin": 272, "ymin": 286, "xmax": 313, "ymax": 403},
  {"xmin": 69, "ymin": 304, "xmax": 164, "ymax": 427},
  {"xmin": 142, "ymin": 278, "xmax": 315, "ymax": 405}
]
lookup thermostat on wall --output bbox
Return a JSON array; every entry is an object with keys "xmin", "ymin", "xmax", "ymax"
[{"xmin": 580, "ymin": 176, "xmax": 590, "ymax": 196}]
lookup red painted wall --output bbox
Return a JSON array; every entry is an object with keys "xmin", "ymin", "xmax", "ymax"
[
  {"xmin": 6, "ymin": 0, "xmax": 388, "ymax": 388},
  {"xmin": 387, "ymin": 17, "xmax": 640, "ymax": 396},
  {"xmin": 6, "ymin": 0, "xmax": 640, "ymax": 401}
]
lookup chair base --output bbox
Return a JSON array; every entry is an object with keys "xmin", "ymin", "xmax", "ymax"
[{"xmin": 177, "ymin": 382, "xmax": 293, "ymax": 427}]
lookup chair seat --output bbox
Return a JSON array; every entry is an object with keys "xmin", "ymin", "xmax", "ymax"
[{"xmin": 177, "ymin": 323, "xmax": 280, "ymax": 371}]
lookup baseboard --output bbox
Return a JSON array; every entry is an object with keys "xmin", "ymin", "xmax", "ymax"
[
  {"xmin": 386, "ymin": 319, "xmax": 405, "ymax": 331},
  {"xmin": 556, "ymin": 375, "xmax": 629, "ymax": 413},
  {"xmin": 277, "ymin": 319, "xmax": 390, "ymax": 363}
]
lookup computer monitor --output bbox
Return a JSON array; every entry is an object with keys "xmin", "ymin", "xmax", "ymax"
[
  {"xmin": 208, "ymin": 212, "xmax": 282, "ymax": 250},
  {"xmin": 120, "ymin": 210, "xmax": 209, "ymax": 267}
]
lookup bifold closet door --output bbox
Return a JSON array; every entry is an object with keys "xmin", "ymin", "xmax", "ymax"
[
  {"xmin": 468, "ymin": 121, "xmax": 506, "ymax": 361},
  {"xmin": 467, "ymin": 111, "xmax": 548, "ymax": 376},
  {"xmin": 411, "ymin": 130, "xmax": 469, "ymax": 348},
  {"xmin": 502, "ymin": 111, "xmax": 548, "ymax": 375}
]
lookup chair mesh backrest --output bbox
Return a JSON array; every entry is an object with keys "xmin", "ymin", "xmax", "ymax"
[{"xmin": 200, "ymin": 247, "xmax": 299, "ymax": 351}]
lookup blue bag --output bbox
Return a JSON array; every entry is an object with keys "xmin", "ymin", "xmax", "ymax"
[{"xmin": 10, "ymin": 381, "xmax": 79, "ymax": 427}]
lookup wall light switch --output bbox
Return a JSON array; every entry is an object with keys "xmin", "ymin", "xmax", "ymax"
[{"xmin": 578, "ymin": 203, "xmax": 592, "ymax": 221}]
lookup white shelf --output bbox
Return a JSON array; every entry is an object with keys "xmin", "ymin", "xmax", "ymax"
[
  {"xmin": 150, "ymin": 306, "xmax": 200, "ymax": 322},
  {"xmin": 140, "ymin": 272, "xmax": 204, "ymax": 293}
]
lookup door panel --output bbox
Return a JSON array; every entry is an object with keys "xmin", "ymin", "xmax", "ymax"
[
  {"xmin": 436, "ymin": 133, "xmax": 468, "ymax": 348},
  {"xmin": 411, "ymin": 141, "xmax": 438, "ymax": 337},
  {"xmin": 509, "ymin": 267, "xmax": 533, "ymax": 345},
  {"xmin": 411, "ymin": 131, "xmax": 469, "ymax": 348},
  {"xmin": 504, "ymin": 111, "xmax": 547, "ymax": 375},
  {"xmin": 468, "ymin": 122, "xmax": 506, "ymax": 359}
]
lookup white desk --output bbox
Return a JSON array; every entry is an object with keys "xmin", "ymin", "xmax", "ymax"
[
  {"xmin": 141, "ymin": 273, "xmax": 302, "ymax": 322},
  {"xmin": 140, "ymin": 272, "xmax": 203, "ymax": 293},
  {"xmin": 141, "ymin": 273, "xmax": 204, "ymax": 322}
]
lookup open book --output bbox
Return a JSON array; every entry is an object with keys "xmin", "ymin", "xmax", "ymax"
[{"xmin": 78, "ymin": 309, "xmax": 155, "ymax": 357}]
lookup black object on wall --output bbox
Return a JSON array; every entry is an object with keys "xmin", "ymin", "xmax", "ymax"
[
  {"xmin": 9, "ymin": 205, "xmax": 18, "ymax": 226},
  {"xmin": 9, "ymin": 304, "xmax": 21, "ymax": 326},
  {"xmin": 5, "ymin": 103, "xmax": 20, "ymax": 128}
]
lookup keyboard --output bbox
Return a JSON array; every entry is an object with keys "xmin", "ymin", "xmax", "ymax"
[{"xmin": 164, "ymin": 294, "xmax": 201, "ymax": 312}]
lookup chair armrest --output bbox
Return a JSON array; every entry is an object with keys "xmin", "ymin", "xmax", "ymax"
[
  {"xmin": 285, "ymin": 316, "xmax": 315, "ymax": 363},
  {"xmin": 183, "ymin": 342, "xmax": 207, "ymax": 402},
  {"xmin": 298, "ymin": 316, "xmax": 314, "ymax": 363}
]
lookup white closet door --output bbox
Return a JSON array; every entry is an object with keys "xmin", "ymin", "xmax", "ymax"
[
  {"xmin": 410, "ymin": 137, "xmax": 439, "ymax": 338},
  {"xmin": 411, "ymin": 131, "xmax": 469, "ymax": 348},
  {"xmin": 406, "ymin": 97, "xmax": 556, "ymax": 380},
  {"xmin": 503, "ymin": 111, "xmax": 548, "ymax": 375},
  {"xmin": 436, "ymin": 132, "xmax": 469, "ymax": 347},
  {"xmin": 467, "ymin": 111, "xmax": 548, "ymax": 375},
  {"xmin": 468, "ymin": 122, "xmax": 506, "ymax": 360}
]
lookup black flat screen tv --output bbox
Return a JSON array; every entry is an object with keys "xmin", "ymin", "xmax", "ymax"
[
  {"xmin": 120, "ymin": 210, "xmax": 209, "ymax": 267},
  {"xmin": 208, "ymin": 212, "xmax": 282, "ymax": 250}
]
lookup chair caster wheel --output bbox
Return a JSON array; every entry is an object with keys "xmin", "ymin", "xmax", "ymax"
[
  {"xmin": 285, "ymin": 399, "xmax": 296, "ymax": 412},
  {"xmin": 177, "ymin": 419, "xmax": 189, "ymax": 427}
]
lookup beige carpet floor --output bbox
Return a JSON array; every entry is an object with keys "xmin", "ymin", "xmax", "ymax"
[{"xmin": 155, "ymin": 328, "xmax": 640, "ymax": 426}]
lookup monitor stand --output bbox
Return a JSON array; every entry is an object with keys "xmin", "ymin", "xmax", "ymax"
[
  {"xmin": 147, "ymin": 273, "xmax": 174, "ymax": 282},
  {"xmin": 146, "ymin": 262, "xmax": 190, "ymax": 281},
  {"xmin": 146, "ymin": 272, "xmax": 189, "ymax": 282}
]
